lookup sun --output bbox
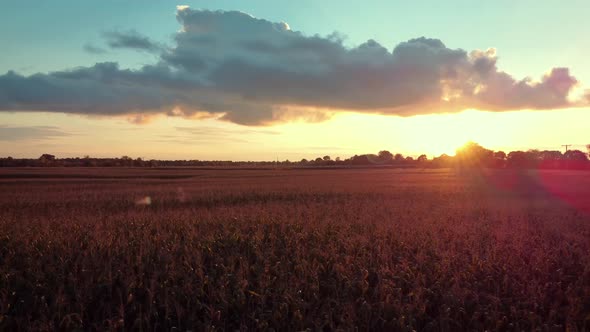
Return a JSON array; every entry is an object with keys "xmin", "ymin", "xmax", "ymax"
[
  {"xmin": 404, "ymin": 110, "xmax": 521, "ymax": 157},
  {"xmin": 401, "ymin": 112, "xmax": 487, "ymax": 157},
  {"xmin": 310, "ymin": 111, "xmax": 494, "ymax": 159}
]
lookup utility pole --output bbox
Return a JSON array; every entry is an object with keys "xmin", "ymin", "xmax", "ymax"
[{"xmin": 562, "ymin": 144, "xmax": 572, "ymax": 152}]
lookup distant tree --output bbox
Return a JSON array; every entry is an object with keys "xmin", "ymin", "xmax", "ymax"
[
  {"xmin": 539, "ymin": 150, "xmax": 563, "ymax": 169},
  {"xmin": 455, "ymin": 142, "xmax": 493, "ymax": 168},
  {"xmin": 540, "ymin": 150, "xmax": 562, "ymax": 161},
  {"xmin": 335, "ymin": 157, "xmax": 341, "ymax": 162},
  {"xmin": 431, "ymin": 154, "xmax": 452, "ymax": 168},
  {"xmin": 494, "ymin": 151, "xmax": 506, "ymax": 161},
  {"xmin": 493, "ymin": 151, "xmax": 507, "ymax": 168},
  {"xmin": 507, "ymin": 151, "xmax": 528, "ymax": 168},
  {"xmin": 82, "ymin": 155, "xmax": 94, "ymax": 167},
  {"xmin": 120, "ymin": 155, "xmax": 133, "ymax": 167},
  {"xmin": 323, "ymin": 155, "xmax": 331, "ymax": 161},
  {"xmin": 417, "ymin": 154, "xmax": 428, "ymax": 163},
  {"xmin": 394, "ymin": 153, "xmax": 404, "ymax": 162},
  {"xmin": 300, "ymin": 158, "xmax": 308, "ymax": 164},
  {"xmin": 349, "ymin": 154, "xmax": 372, "ymax": 165},
  {"xmin": 378, "ymin": 150, "xmax": 393, "ymax": 163},
  {"xmin": 564, "ymin": 150, "xmax": 588, "ymax": 161},
  {"xmin": 39, "ymin": 154, "xmax": 56, "ymax": 166},
  {"xmin": 39, "ymin": 154, "xmax": 55, "ymax": 162},
  {"xmin": 134, "ymin": 157, "xmax": 144, "ymax": 167},
  {"xmin": 315, "ymin": 157, "xmax": 323, "ymax": 163},
  {"xmin": 405, "ymin": 156, "xmax": 414, "ymax": 162},
  {"xmin": 563, "ymin": 150, "xmax": 588, "ymax": 169},
  {"xmin": 526, "ymin": 149, "xmax": 542, "ymax": 163}
]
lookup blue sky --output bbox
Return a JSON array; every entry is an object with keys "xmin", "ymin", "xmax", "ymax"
[{"xmin": 3, "ymin": 0, "xmax": 588, "ymax": 81}]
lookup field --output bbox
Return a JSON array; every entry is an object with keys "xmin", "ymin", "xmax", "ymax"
[{"xmin": 1, "ymin": 167, "xmax": 589, "ymax": 331}]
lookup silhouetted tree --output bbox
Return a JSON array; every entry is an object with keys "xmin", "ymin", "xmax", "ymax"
[
  {"xmin": 39, "ymin": 154, "xmax": 56, "ymax": 166},
  {"xmin": 493, "ymin": 151, "xmax": 506, "ymax": 168},
  {"xmin": 455, "ymin": 142, "xmax": 493, "ymax": 168},
  {"xmin": 431, "ymin": 154, "xmax": 452, "ymax": 168},
  {"xmin": 378, "ymin": 150, "xmax": 393, "ymax": 163},
  {"xmin": 349, "ymin": 154, "xmax": 374, "ymax": 165},
  {"xmin": 120, "ymin": 155, "xmax": 133, "ymax": 167},
  {"xmin": 564, "ymin": 150, "xmax": 588, "ymax": 161},
  {"xmin": 134, "ymin": 157, "xmax": 145, "ymax": 167},
  {"xmin": 527, "ymin": 150, "xmax": 542, "ymax": 165},
  {"xmin": 494, "ymin": 151, "xmax": 506, "ymax": 160},
  {"xmin": 563, "ymin": 150, "xmax": 588, "ymax": 169},
  {"xmin": 507, "ymin": 151, "xmax": 528, "ymax": 168},
  {"xmin": 82, "ymin": 155, "xmax": 95, "ymax": 167},
  {"xmin": 540, "ymin": 150, "xmax": 562, "ymax": 161},
  {"xmin": 539, "ymin": 150, "xmax": 563, "ymax": 169},
  {"xmin": 3, "ymin": 144, "xmax": 589, "ymax": 169},
  {"xmin": 39, "ymin": 154, "xmax": 55, "ymax": 162}
]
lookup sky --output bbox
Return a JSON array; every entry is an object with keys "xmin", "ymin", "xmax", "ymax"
[{"xmin": 1, "ymin": 0, "xmax": 589, "ymax": 160}]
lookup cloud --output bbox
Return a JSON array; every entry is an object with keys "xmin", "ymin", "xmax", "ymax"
[
  {"xmin": 0, "ymin": 125, "xmax": 71, "ymax": 141},
  {"xmin": 155, "ymin": 135, "xmax": 249, "ymax": 144},
  {"xmin": 306, "ymin": 146, "xmax": 348, "ymax": 151},
  {"xmin": 0, "ymin": 64, "xmax": 194, "ymax": 115},
  {"xmin": 0, "ymin": 6, "xmax": 587, "ymax": 126},
  {"xmin": 175, "ymin": 126, "xmax": 280, "ymax": 136},
  {"xmin": 103, "ymin": 30, "xmax": 162, "ymax": 53},
  {"xmin": 83, "ymin": 43, "xmax": 107, "ymax": 54},
  {"xmin": 153, "ymin": 126, "xmax": 279, "ymax": 144}
]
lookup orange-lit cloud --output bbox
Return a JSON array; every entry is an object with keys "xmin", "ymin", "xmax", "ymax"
[{"xmin": 0, "ymin": 6, "xmax": 587, "ymax": 126}]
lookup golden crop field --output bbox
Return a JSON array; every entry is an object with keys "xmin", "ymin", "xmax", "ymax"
[{"xmin": 1, "ymin": 168, "xmax": 589, "ymax": 331}]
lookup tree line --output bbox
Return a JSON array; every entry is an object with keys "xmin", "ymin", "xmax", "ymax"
[{"xmin": 1, "ymin": 143, "xmax": 589, "ymax": 169}]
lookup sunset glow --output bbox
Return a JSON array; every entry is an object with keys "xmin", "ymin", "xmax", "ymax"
[{"xmin": 1, "ymin": 108, "xmax": 587, "ymax": 160}]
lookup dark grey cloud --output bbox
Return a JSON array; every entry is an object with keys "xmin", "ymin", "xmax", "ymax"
[
  {"xmin": 83, "ymin": 43, "xmax": 107, "ymax": 54},
  {"xmin": 0, "ymin": 6, "xmax": 587, "ymax": 126},
  {"xmin": 103, "ymin": 30, "xmax": 162, "ymax": 53},
  {"xmin": 0, "ymin": 125, "xmax": 71, "ymax": 141},
  {"xmin": 0, "ymin": 64, "xmax": 191, "ymax": 114}
]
